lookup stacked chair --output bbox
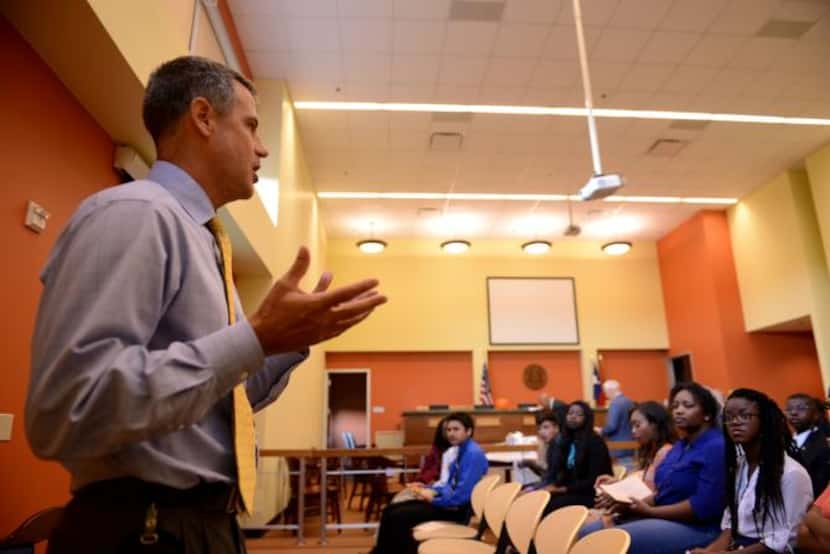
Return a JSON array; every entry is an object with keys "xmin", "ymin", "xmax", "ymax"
[{"xmin": 413, "ymin": 474, "xmax": 501, "ymax": 542}]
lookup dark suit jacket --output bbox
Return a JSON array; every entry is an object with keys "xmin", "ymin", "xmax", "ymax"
[
  {"xmin": 552, "ymin": 433, "xmax": 613, "ymax": 497},
  {"xmin": 793, "ymin": 428, "xmax": 830, "ymax": 497}
]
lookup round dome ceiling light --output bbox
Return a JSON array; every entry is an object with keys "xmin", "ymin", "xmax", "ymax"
[
  {"xmin": 602, "ymin": 241, "xmax": 632, "ymax": 256},
  {"xmin": 357, "ymin": 239, "xmax": 387, "ymax": 254},
  {"xmin": 441, "ymin": 240, "xmax": 471, "ymax": 254},
  {"xmin": 522, "ymin": 240, "xmax": 552, "ymax": 255}
]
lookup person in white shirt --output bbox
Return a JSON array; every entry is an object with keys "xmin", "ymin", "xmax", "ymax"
[{"xmin": 692, "ymin": 388, "xmax": 813, "ymax": 553}]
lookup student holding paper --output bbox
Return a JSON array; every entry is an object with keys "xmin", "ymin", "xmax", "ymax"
[
  {"xmin": 691, "ymin": 389, "xmax": 812, "ymax": 553},
  {"xmin": 579, "ymin": 382, "xmax": 726, "ymax": 554}
]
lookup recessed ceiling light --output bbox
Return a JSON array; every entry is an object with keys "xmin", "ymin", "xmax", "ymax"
[
  {"xmin": 602, "ymin": 241, "xmax": 632, "ymax": 256},
  {"xmin": 441, "ymin": 240, "xmax": 471, "ymax": 254},
  {"xmin": 294, "ymin": 101, "xmax": 830, "ymax": 127},
  {"xmin": 522, "ymin": 240, "xmax": 552, "ymax": 255},
  {"xmin": 356, "ymin": 239, "xmax": 387, "ymax": 254}
]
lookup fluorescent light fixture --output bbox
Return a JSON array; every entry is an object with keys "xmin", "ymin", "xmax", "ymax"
[
  {"xmin": 441, "ymin": 240, "xmax": 471, "ymax": 254},
  {"xmin": 294, "ymin": 101, "xmax": 830, "ymax": 127},
  {"xmin": 522, "ymin": 240, "xmax": 552, "ymax": 255},
  {"xmin": 356, "ymin": 239, "xmax": 387, "ymax": 254},
  {"xmin": 318, "ymin": 191, "xmax": 737, "ymax": 205},
  {"xmin": 602, "ymin": 241, "xmax": 632, "ymax": 256}
]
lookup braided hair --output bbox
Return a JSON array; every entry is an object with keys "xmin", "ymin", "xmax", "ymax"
[{"xmin": 723, "ymin": 388, "xmax": 797, "ymax": 545}]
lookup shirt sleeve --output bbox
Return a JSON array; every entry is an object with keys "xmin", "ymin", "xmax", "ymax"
[
  {"xmin": 762, "ymin": 466, "xmax": 813, "ymax": 552},
  {"xmin": 602, "ymin": 400, "xmax": 622, "ymax": 436},
  {"xmin": 431, "ymin": 448, "xmax": 489, "ymax": 508},
  {"xmin": 26, "ymin": 200, "xmax": 264, "ymax": 461},
  {"xmin": 246, "ymin": 350, "xmax": 309, "ymax": 412},
  {"xmin": 688, "ymin": 438, "xmax": 727, "ymax": 522}
]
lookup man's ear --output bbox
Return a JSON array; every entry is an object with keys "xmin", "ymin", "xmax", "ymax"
[{"xmin": 190, "ymin": 97, "xmax": 214, "ymax": 137}]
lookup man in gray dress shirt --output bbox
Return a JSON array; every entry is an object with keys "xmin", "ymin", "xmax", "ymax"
[{"xmin": 26, "ymin": 56, "xmax": 386, "ymax": 553}]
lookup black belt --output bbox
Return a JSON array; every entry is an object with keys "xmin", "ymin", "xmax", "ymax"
[{"xmin": 75, "ymin": 478, "xmax": 240, "ymax": 514}]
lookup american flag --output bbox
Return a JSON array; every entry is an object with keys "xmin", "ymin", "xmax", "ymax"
[{"xmin": 479, "ymin": 362, "xmax": 494, "ymax": 406}]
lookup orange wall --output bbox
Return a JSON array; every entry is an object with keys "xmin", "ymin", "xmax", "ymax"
[
  {"xmin": 0, "ymin": 17, "xmax": 120, "ymax": 535},
  {"xmin": 487, "ymin": 350, "xmax": 583, "ymax": 406},
  {"xmin": 326, "ymin": 352, "xmax": 473, "ymax": 441},
  {"xmin": 658, "ymin": 211, "xmax": 823, "ymax": 406},
  {"xmin": 598, "ymin": 350, "xmax": 670, "ymax": 403}
]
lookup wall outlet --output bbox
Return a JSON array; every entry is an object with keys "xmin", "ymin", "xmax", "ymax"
[
  {"xmin": 372, "ymin": 406, "xmax": 385, "ymax": 414},
  {"xmin": 0, "ymin": 413, "xmax": 13, "ymax": 441},
  {"xmin": 24, "ymin": 201, "xmax": 50, "ymax": 233}
]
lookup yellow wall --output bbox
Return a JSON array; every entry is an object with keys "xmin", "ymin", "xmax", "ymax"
[
  {"xmin": 236, "ymin": 81, "xmax": 328, "ymax": 449},
  {"xmin": 728, "ymin": 170, "xmax": 830, "ymax": 387},
  {"xmin": 324, "ymin": 239, "xmax": 670, "ymax": 403},
  {"xmin": 807, "ymin": 142, "xmax": 830, "ymax": 274}
]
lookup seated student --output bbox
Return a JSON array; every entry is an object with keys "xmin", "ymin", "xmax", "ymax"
[
  {"xmin": 393, "ymin": 417, "xmax": 457, "ymax": 503},
  {"xmin": 798, "ymin": 483, "xmax": 830, "ymax": 552},
  {"xmin": 580, "ymin": 382, "xmax": 726, "ymax": 554},
  {"xmin": 536, "ymin": 401, "xmax": 612, "ymax": 515},
  {"xmin": 691, "ymin": 388, "xmax": 813, "ymax": 553},
  {"xmin": 371, "ymin": 412, "xmax": 488, "ymax": 554},
  {"xmin": 518, "ymin": 410, "xmax": 560, "ymax": 482},
  {"xmin": 591, "ymin": 401, "xmax": 676, "ymax": 525},
  {"xmin": 786, "ymin": 393, "xmax": 830, "ymax": 497}
]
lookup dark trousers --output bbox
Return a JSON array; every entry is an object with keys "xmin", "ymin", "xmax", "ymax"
[
  {"xmin": 47, "ymin": 478, "xmax": 246, "ymax": 554},
  {"xmin": 371, "ymin": 500, "xmax": 468, "ymax": 554}
]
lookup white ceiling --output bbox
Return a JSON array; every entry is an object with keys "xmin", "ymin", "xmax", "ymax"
[{"xmin": 229, "ymin": 0, "xmax": 830, "ymax": 243}]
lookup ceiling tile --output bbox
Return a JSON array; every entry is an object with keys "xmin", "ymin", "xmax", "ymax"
[
  {"xmin": 393, "ymin": 0, "xmax": 451, "ymax": 19},
  {"xmin": 286, "ymin": 18, "xmax": 341, "ymax": 51},
  {"xmin": 287, "ymin": 80, "xmax": 345, "ymax": 101},
  {"xmin": 386, "ymin": 83, "xmax": 435, "ymax": 102},
  {"xmin": 591, "ymin": 29, "xmax": 652, "ymax": 62},
  {"xmin": 278, "ymin": 0, "xmax": 339, "ymax": 17},
  {"xmin": 478, "ymin": 86, "xmax": 531, "ymax": 105},
  {"xmin": 772, "ymin": 0, "xmax": 830, "ymax": 22},
  {"xmin": 340, "ymin": 19, "xmax": 392, "ymax": 52},
  {"xmin": 344, "ymin": 82, "xmax": 389, "ymax": 101},
  {"xmin": 638, "ymin": 31, "xmax": 701, "ymax": 63},
  {"xmin": 337, "ymin": 0, "xmax": 393, "ymax": 17},
  {"xmin": 438, "ymin": 56, "xmax": 489, "ymax": 86},
  {"xmin": 388, "ymin": 111, "xmax": 433, "ymax": 130},
  {"xmin": 530, "ymin": 60, "xmax": 580, "ymax": 89},
  {"xmin": 558, "ymin": 0, "xmax": 620, "ymax": 26},
  {"xmin": 343, "ymin": 53, "xmax": 391, "ymax": 83},
  {"xmin": 598, "ymin": 91, "xmax": 655, "ymax": 109},
  {"xmin": 607, "ymin": 0, "xmax": 672, "ymax": 30},
  {"xmin": 483, "ymin": 58, "xmax": 538, "ymax": 87},
  {"xmin": 432, "ymin": 84, "xmax": 481, "ymax": 103},
  {"xmin": 492, "ymin": 23, "xmax": 550, "ymax": 57},
  {"xmin": 503, "ymin": 0, "xmax": 562, "ymax": 23},
  {"xmin": 699, "ymin": 67, "xmax": 761, "ymax": 97},
  {"xmin": 391, "ymin": 55, "xmax": 441, "ymax": 84},
  {"xmin": 230, "ymin": 0, "xmax": 284, "ymax": 16},
  {"xmin": 590, "ymin": 62, "xmax": 632, "ymax": 90},
  {"xmin": 659, "ymin": 0, "xmax": 727, "ymax": 32},
  {"xmin": 617, "ymin": 63, "xmax": 675, "ymax": 93},
  {"xmin": 726, "ymin": 37, "xmax": 795, "ymax": 71},
  {"xmin": 443, "ymin": 22, "xmax": 500, "ymax": 55},
  {"xmin": 542, "ymin": 24, "xmax": 601, "ymax": 60},
  {"xmin": 683, "ymin": 35, "xmax": 747, "ymax": 67},
  {"xmin": 246, "ymin": 51, "xmax": 292, "ymax": 79},
  {"xmin": 234, "ymin": 14, "xmax": 291, "ymax": 51},
  {"xmin": 708, "ymin": 0, "xmax": 776, "ymax": 35},
  {"xmin": 394, "ymin": 21, "xmax": 447, "ymax": 54},
  {"xmin": 660, "ymin": 65, "xmax": 718, "ymax": 95},
  {"xmin": 523, "ymin": 87, "xmax": 582, "ymax": 105}
]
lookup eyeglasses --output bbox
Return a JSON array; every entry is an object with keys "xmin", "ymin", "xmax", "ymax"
[{"xmin": 724, "ymin": 412, "xmax": 759, "ymax": 424}]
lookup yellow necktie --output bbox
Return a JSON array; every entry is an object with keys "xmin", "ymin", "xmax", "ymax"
[{"xmin": 206, "ymin": 217, "xmax": 256, "ymax": 515}]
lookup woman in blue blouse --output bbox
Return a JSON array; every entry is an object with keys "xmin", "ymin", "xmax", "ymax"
[{"xmin": 580, "ymin": 382, "xmax": 726, "ymax": 554}]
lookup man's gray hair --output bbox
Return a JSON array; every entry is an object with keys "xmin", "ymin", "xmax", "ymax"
[{"xmin": 142, "ymin": 55, "xmax": 255, "ymax": 144}]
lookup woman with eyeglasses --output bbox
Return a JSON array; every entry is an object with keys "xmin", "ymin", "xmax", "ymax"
[
  {"xmin": 579, "ymin": 382, "xmax": 726, "ymax": 553},
  {"xmin": 691, "ymin": 388, "xmax": 812, "ymax": 553}
]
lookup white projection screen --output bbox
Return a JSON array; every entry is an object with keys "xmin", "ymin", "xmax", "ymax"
[{"xmin": 487, "ymin": 277, "xmax": 579, "ymax": 345}]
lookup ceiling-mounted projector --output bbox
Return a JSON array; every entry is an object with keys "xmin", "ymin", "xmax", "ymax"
[{"xmin": 579, "ymin": 173, "xmax": 624, "ymax": 201}]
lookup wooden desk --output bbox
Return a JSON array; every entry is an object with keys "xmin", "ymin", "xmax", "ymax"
[{"xmin": 402, "ymin": 408, "xmax": 609, "ymax": 445}]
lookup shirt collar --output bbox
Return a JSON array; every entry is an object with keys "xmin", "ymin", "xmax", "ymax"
[
  {"xmin": 794, "ymin": 428, "xmax": 813, "ymax": 448},
  {"xmin": 146, "ymin": 161, "xmax": 215, "ymax": 225}
]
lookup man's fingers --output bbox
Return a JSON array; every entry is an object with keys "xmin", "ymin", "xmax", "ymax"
[
  {"xmin": 281, "ymin": 246, "xmax": 311, "ymax": 287},
  {"xmin": 313, "ymin": 271, "xmax": 333, "ymax": 293},
  {"xmin": 331, "ymin": 292, "xmax": 387, "ymax": 319},
  {"xmin": 316, "ymin": 277, "xmax": 381, "ymax": 307},
  {"xmin": 333, "ymin": 310, "xmax": 373, "ymax": 329}
]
